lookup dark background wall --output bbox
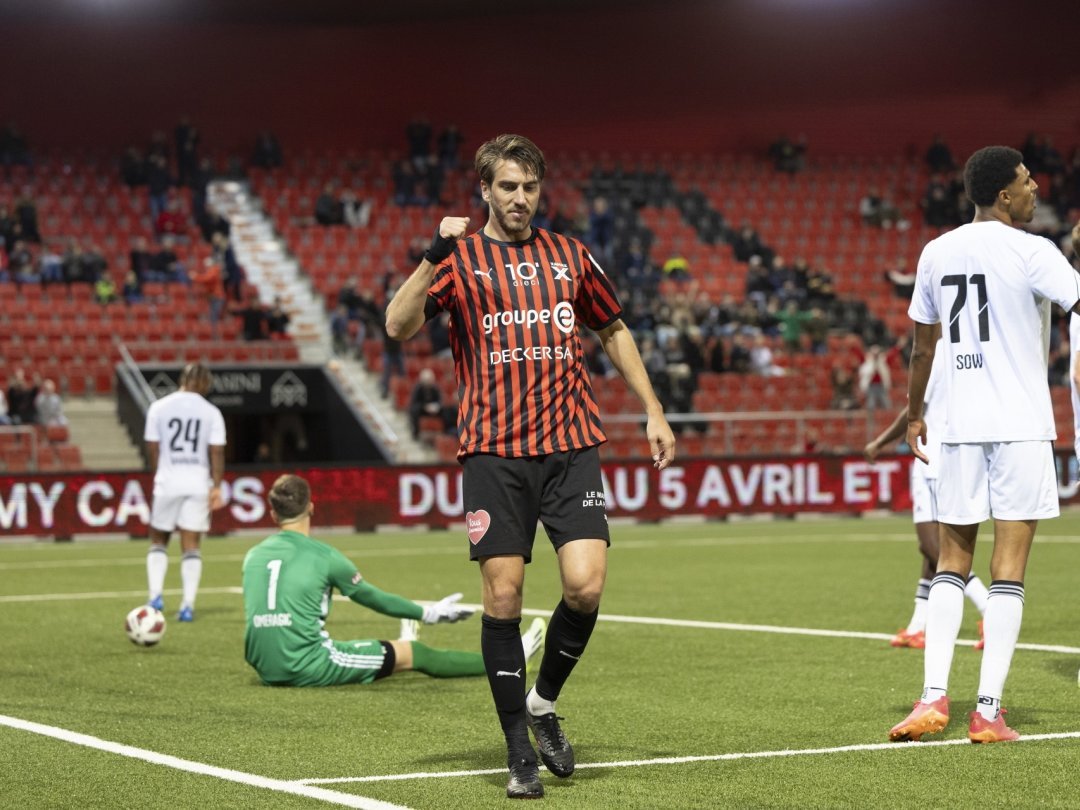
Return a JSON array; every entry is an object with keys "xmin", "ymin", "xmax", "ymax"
[{"xmin": 3, "ymin": 0, "xmax": 1078, "ymax": 156}]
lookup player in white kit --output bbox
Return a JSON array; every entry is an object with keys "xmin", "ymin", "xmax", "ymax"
[
  {"xmin": 143, "ymin": 363, "xmax": 227, "ymax": 621},
  {"xmin": 889, "ymin": 146, "xmax": 1080, "ymax": 744},
  {"xmin": 864, "ymin": 332, "xmax": 988, "ymax": 650}
]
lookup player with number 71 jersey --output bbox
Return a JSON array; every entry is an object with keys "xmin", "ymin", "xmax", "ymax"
[{"xmin": 909, "ymin": 220, "xmax": 1080, "ymax": 443}]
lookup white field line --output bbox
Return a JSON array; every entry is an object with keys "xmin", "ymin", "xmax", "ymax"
[
  {"xmin": 4, "ymin": 530, "xmax": 1080, "ymax": 571},
  {"xmin": 3, "ymin": 586, "xmax": 1079, "ymax": 655},
  {"xmin": 297, "ymin": 730, "xmax": 1080, "ymax": 785},
  {"xmin": 0, "ymin": 714, "xmax": 411, "ymax": 810}
]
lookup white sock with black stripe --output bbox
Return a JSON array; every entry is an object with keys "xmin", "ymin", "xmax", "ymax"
[
  {"xmin": 147, "ymin": 545, "xmax": 168, "ymax": 602},
  {"xmin": 975, "ymin": 580, "xmax": 1025, "ymax": 720},
  {"xmin": 921, "ymin": 571, "xmax": 966, "ymax": 704},
  {"xmin": 180, "ymin": 551, "xmax": 202, "ymax": 609},
  {"xmin": 906, "ymin": 578, "xmax": 931, "ymax": 633}
]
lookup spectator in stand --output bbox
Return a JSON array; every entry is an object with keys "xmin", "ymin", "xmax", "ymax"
[
  {"xmin": 393, "ymin": 160, "xmax": 424, "ymax": 206},
  {"xmin": 8, "ymin": 240, "xmax": 36, "ymax": 284},
  {"xmin": 406, "ymin": 117, "xmax": 433, "ymax": 167},
  {"xmin": 235, "ymin": 292, "xmax": 268, "ymax": 341},
  {"xmin": 858, "ymin": 344, "xmax": 891, "ymax": 410},
  {"xmin": 95, "ymin": 271, "xmax": 118, "ymax": 305},
  {"xmin": 121, "ymin": 147, "xmax": 147, "ymax": 187},
  {"xmin": 380, "ymin": 328, "xmax": 406, "ymax": 400},
  {"xmin": 776, "ymin": 300, "xmax": 812, "ymax": 353},
  {"xmin": 190, "ymin": 157, "xmax": 215, "ymax": 238},
  {"xmin": 423, "ymin": 155, "xmax": 445, "ymax": 206},
  {"xmin": 437, "ymin": 124, "xmax": 464, "ymax": 170},
  {"xmin": 83, "ymin": 244, "xmax": 107, "ymax": 284},
  {"xmin": 860, "ymin": 188, "xmax": 904, "ymax": 228},
  {"xmin": 62, "ymin": 240, "xmax": 89, "ymax": 285},
  {"xmin": 745, "ymin": 255, "xmax": 771, "ymax": 306},
  {"xmin": 34, "ymin": 380, "xmax": 66, "ymax": 427},
  {"xmin": 729, "ymin": 334, "xmax": 752, "ymax": 373},
  {"xmin": 768, "ymin": 134, "xmax": 806, "ymax": 173},
  {"xmin": 732, "ymin": 224, "xmax": 766, "ymax": 262},
  {"xmin": 920, "ymin": 176, "xmax": 955, "ymax": 227},
  {"xmin": 211, "ymin": 232, "xmax": 244, "ymax": 301},
  {"xmin": 408, "ymin": 367, "xmax": 454, "ymax": 439},
  {"xmin": 662, "ymin": 255, "xmax": 690, "ymax": 281},
  {"xmin": 587, "ymin": 196, "xmax": 615, "ymax": 266},
  {"xmin": 251, "ymin": 131, "xmax": 284, "ymax": 169},
  {"xmin": 267, "ymin": 297, "xmax": 291, "ymax": 338},
  {"xmin": 191, "ymin": 257, "xmax": 226, "ymax": 327},
  {"xmin": 0, "ymin": 122, "xmax": 31, "ymax": 167},
  {"xmin": 804, "ymin": 307, "xmax": 829, "ymax": 355},
  {"xmin": 146, "ymin": 153, "xmax": 172, "ymax": 223},
  {"xmin": 337, "ymin": 277, "xmax": 363, "ymax": 318},
  {"xmin": 15, "ymin": 195, "xmax": 40, "ymax": 243},
  {"xmin": 885, "ymin": 259, "xmax": 917, "ymax": 298},
  {"xmin": 341, "ymin": 190, "xmax": 373, "ymax": 228},
  {"xmin": 122, "ymin": 271, "xmax": 144, "ymax": 304},
  {"xmin": 925, "ymin": 135, "xmax": 955, "ymax": 173},
  {"xmin": 749, "ymin": 335, "xmax": 785, "ymax": 377},
  {"xmin": 6, "ymin": 369, "xmax": 39, "ymax": 425},
  {"xmin": 152, "ymin": 235, "xmax": 187, "ymax": 284},
  {"xmin": 129, "ymin": 236, "xmax": 154, "ymax": 283},
  {"xmin": 806, "ymin": 263, "xmax": 836, "ymax": 307},
  {"xmin": 156, "ymin": 198, "xmax": 188, "ymax": 238},
  {"xmin": 37, "ymin": 242, "xmax": 63, "ymax": 286},
  {"xmin": 830, "ymin": 365, "xmax": 859, "ymax": 410},
  {"xmin": 314, "ymin": 184, "xmax": 344, "ymax": 226},
  {"xmin": 330, "ymin": 304, "xmax": 352, "ymax": 357},
  {"xmin": 0, "ymin": 388, "xmax": 10, "ymax": 426},
  {"xmin": 0, "ymin": 203, "xmax": 14, "ymax": 247},
  {"xmin": 175, "ymin": 119, "xmax": 199, "ymax": 188}
]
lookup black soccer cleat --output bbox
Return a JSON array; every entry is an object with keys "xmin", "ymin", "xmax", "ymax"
[
  {"xmin": 526, "ymin": 710, "xmax": 575, "ymax": 778},
  {"xmin": 506, "ymin": 752, "xmax": 544, "ymax": 799}
]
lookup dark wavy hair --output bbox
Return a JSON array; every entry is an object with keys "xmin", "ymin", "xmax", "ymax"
[
  {"xmin": 475, "ymin": 134, "xmax": 546, "ymax": 187},
  {"xmin": 963, "ymin": 146, "xmax": 1023, "ymax": 207}
]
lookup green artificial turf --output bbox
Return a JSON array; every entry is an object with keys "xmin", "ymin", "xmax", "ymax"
[{"xmin": 2, "ymin": 515, "xmax": 1078, "ymax": 808}]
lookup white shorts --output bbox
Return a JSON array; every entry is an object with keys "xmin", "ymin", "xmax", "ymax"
[
  {"xmin": 910, "ymin": 462, "xmax": 938, "ymax": 524},
  {"xmin": 936, "ymin": 441, "xmax": 1059, "ymax": 524},
  {"xmin": 151, "ymin": 491, "xmax": 211, "ymax": 533}
]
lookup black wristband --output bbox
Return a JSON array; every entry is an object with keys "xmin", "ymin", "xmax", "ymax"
[{"xmin": 424, "ymin": 229, "xmax": 457, "ymax": 265}]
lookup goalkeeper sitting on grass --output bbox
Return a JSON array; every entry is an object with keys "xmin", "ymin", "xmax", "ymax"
[{"xmin": 242, "ymin": 474, "xmax": 544, "ymax": 687}]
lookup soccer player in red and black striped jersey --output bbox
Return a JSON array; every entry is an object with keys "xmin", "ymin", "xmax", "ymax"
[{"xmin": 387, "ymin": 133, "xmax": 675, "ymax": 799}]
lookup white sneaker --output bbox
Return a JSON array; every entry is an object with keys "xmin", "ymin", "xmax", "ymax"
[
  {"xmin": 522, "ymin": 617, "xmax": 546, "ymax": 665},
  {"xmin": 399, "ymin": 618, "xmax": 420, "ymax": 642}
]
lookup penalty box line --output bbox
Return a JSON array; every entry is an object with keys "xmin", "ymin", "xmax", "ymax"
[
  {"xmin": 297, "ymin": 730, "xmax": 1080, "ymax": 786},
  {"xmin": 0, "ymin": 714, "xmax": 411, "ymax": 810}
]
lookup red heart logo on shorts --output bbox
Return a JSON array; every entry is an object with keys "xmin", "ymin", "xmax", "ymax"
[{"xmin": 466, "ymin": 510, "xmax": 491, "ymax": 544}]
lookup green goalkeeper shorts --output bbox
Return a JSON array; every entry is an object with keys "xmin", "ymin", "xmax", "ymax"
[{"xmin": 280, "ymin": 639, "xmax": 395, "ymax": 687}]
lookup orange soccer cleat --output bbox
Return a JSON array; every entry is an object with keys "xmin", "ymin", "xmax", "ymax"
[
  {"xmin": 968, "ymin": 709, "xmax": 1019, "ymax": 743},
  {"xmin": 890, "ymin": 628, "xmax": 926, "ymax": 649},
  {"xmin": 889, "ymin": 696, "xmax": 950, "ymax": 742},
  {"xmin": 973, "ymin": 620, "xmax": 985, "ymax": 651}
]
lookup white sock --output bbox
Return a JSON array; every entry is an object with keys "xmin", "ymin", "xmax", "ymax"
[
  {"xmin": 180, "ymin": 551, "xmax": 202, "ymax": 609},
  {"xmin": 907, "ymin": 578, "xmax": 931, "ymax": 633},
  {"xmin": 147, "ymin": 545, "xmax": 168, "ymax": 601},
  {"xmin": 964, "ymin": 574, "xmax": 990, "ymax": 615},
  {"xmin": 526, "ymin": 686, "xmax": 555, "ymax": 716},
  {"xmin": 922, "ymin": 571, "xmax": 966, "ymax": 702},
  {"xmin": 975, "ymin": 581, "xmax": 1025, "ymax": 719}
]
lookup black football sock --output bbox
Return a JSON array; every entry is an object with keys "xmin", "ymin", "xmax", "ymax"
[
  {"xmin": 534, "ymin": 598, "xmax": 599, "ymax": 703},
  {"xmin": 481, "ymin": 614, "xmax": 532, "ymax": 754}
]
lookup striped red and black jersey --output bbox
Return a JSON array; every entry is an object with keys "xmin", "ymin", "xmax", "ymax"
[{"xmin": 423, "ymin": 227, "xmax": 623, "ymax": 459}]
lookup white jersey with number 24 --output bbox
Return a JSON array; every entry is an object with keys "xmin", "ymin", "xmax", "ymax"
[{"xmin": 144, "ymin": 391, "xmax": 227, "ymax": 495}]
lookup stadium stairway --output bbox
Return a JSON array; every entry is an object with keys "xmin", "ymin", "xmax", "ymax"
[
  {"xmin": 207, "ymin": 181, "xmax": 330, "ymax": 364},
  {"xmin": 64, "ymin": 398, "xmax": 143, "ymax": 471},
  {"xmin": 326, "ymin": 356, "xmax": 437, "ymax": 464},
  {"xmin": 208, "ymin": 180, "xmax": 436, "ymax": 463}
]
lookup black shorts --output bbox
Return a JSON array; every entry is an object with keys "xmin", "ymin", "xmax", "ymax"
[{"xmin": 462, "ymin": 447, "xmax": 611, "ymax": 563}]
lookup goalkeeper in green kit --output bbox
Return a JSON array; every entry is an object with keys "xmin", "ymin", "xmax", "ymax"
[{"xmin": 243, "ymin": 474, "xmax": 545, "ymax": 686}]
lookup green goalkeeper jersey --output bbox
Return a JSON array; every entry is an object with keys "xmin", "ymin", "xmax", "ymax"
[{"xmin": 242, "ymin": 530, "xmax": 422, "ymax": 684}]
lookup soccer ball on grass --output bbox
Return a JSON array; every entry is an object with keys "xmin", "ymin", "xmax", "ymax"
[{"xmin": 125, "ymin": 605, "xmax": 166, "ymax": 647}]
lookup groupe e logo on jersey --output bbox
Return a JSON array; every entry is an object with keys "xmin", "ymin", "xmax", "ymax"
[{"xmin": 481, "ymin": 302, "xmax": 575, "ymax": 335}]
